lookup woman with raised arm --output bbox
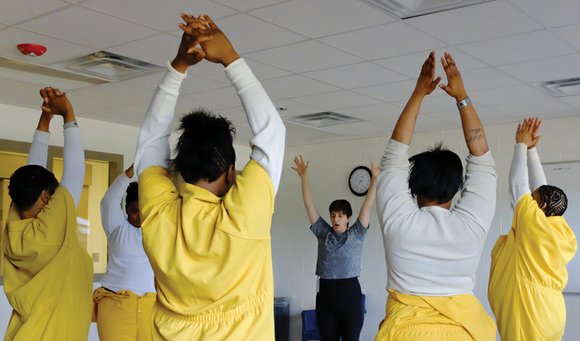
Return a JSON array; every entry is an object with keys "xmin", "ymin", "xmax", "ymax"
[
  {"xmin": 293, "ymin": 156, "xmax": 378, "ymax": 341},
  {"xmin": 375, "ymin": 52, "xmax": 496, "ymax": 340},
  {"xmin": 4, "ymin": 88, "xmax": 92, "ymax": 340},
  {"xmin": 489, "ymin": 117, "xmax": 577, "ymax": 340}
]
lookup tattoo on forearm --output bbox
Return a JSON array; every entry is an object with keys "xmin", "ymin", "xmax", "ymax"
[{"xmin": 467, "ymin": 128, "xmax": 482, "ymax": 142}]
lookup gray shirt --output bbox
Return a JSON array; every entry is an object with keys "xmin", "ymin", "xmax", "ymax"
[{"xmin": 310, "ymin": 217, "xmax": 368, "ymax": 279}]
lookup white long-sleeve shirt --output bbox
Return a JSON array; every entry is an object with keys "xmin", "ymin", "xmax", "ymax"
[
  {"xmin": 100, "ymin": 173, "xmax": 155, "ymax": 295},
  {"xmin": 509, "ymin": 145, "xmax": 547, "ymax": 209},
  {"xmin": 376, "ymin": 139, "xmax": 497, "ymax": 296},
  {"xmin": 27, "ymin": 122, "xmax": 85, "ymax": 207},
  {"xmin": 134, "ymin": 59, "xmax": 285, "ymax": 193}
]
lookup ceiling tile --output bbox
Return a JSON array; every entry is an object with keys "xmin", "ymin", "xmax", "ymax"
[
  {"xmin": 420, "ymin": 94, "xmax": 458, "ymax": 114},
  {"xmin": 305, "ymin": 62, "xmax": 408, "ymax": 89},
  {"xmin": 508, "ymin": 0, "xmax": 580, "ymax": 28},
  {"xmin": 320, "ymin": 22, "xmax": 446, "ymax": 60},
  {"xmin": 457, "ymin": 30, "xmax": 575, "ymax": 66},
  {"xmin": 491, "ymin": 98, "xmax": 576, "ymax": 117},
  {"xmin": 320, "ymin": 121, "xmax": 387, "ymax": 136},
  {"xmin": 560, "ymin": 95, "xmax": 580, "ymax": 110},
  {"xmin": 0, "ymin": 77, "xmax": 44, "ymax": 107},
  {"xmin": 353, "ymin": 80, "xmax": 416, "ymax": 102},
  {"xmin": 250, "ymin": 0, "xmax": 395, "ymax": 38},
  {"xmin": 0, "ymin": 0, "xmax": 68, "ymax": 26},
  {"xmin": 552, "ymin": 23, "xmax": 580, "ymax": 52},
  {"xmin": 244, "ymin": 59, "xmax": 290, "ymax": 80},
  {"xmin": 187, "ymin": 86, "xmax": 243, "ymax": 108},
  {"xmin": 81, "ymin": 0, "xmax": 236, "ymax": 32},
  {"xmin": 272, "ymin": 99, "xmax": 325, "ymax": 118},
  {"xmin": 460, "ymin": 68, "xmax": 521, "ymax": 91},
  {"xmin": 0, "ymin": 27, "xmax": 93, "ymax": 64},
  {"xmin": 122, "ymin": 71, "xmax": 228, "ymax": 95},
  {"xmin": 339, "ymin": 103, "xmax": 402, "ymax": 121},
  {"xmin": 414, "ymin": 115, "xmax": 458, "ymax": 132},
  {"xmin": 213, "ymin": 14, "xmax": 306, "ymax": 54},
  {"xmin": 260, "ymin": 75, "xmax": 340, "ymax": 98},
  {"xmin": 19, "ymin": 6, "xmax": 159, "ymax": 49},
  {"xmin": 109, "ymin": 33, "xmax": 179, "ymax": 66},
  {"xmin": 187, "ymin": 60, "xmax": 229, "ymax": 82},
  {"xmin": 247, "ymin": 40, "xmax": 362, "ymax": 73},
  {"xmin": 213, "ymin": 0, "xmax": 287, "ymax": 11},
  {"xmin": 284, "ymin": 121, "xmax": 345, "ymax": 145},
  {"xmin": 293, "ymin": 91, "xmax": 381, "ymax": 110},
  {"xmin": 375, "ymin": 49, "xmax": 486, "ymax": 79},
  {"xmin": 406, "ymin": 1, "xmax": 541, "ymax": 45},
  {"xmin": 81, "ymin": 101, "xmax": 148, "ymax": 127},
  {"xmin": 498, "ymin": 54, "xmax": 580, "ymax": 83},
  {"xmin": 470, "ymin": 84, "xmax": 552, "ymax": 106},
  {"xmin": 67, "ymin": 82, "xmax": 154, "ymax": 113},
  {"xmin": 174, "ymin": 96, "xmax": 231, "ymax": 117}
]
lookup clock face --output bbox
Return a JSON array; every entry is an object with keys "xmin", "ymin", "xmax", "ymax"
[{"xmin": 349, "ymin": 166, "xmax": 371, "ymax": 196}]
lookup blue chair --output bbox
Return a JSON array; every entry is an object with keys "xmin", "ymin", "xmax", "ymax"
[
  {"xmin": 301, "ymin": 309, "xmax": 320, "ymax": 341},
  {"xmin": 301, "ymin": 294, "xmax": 366, "ymax": 341}
]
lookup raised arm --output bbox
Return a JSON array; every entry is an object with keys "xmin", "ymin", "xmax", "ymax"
[
  {"xmin": 41, "ymin": 88, "xmax": 85, "ymax": 207},
  {"xmin": 509, "ymin": 118, "xmax": 541, "ymax": 208},
  {"xmin": 200, "ymin": 15, "xmax": 286, "ymax": 193},
  {"xmin": 27, "ymin": 91, "xmax": 55, "ymax": 167},
  {"xmin": 358, "ymin": 162, "xmax": 379, "ymax": 228},
  {"xmin": 292, "ymin": 155, "xmax": 320, "ymax": 225},
  {"xmin": 391, "ymin": 52, "xmax": 441, "ymax": 145},
  {"xmin": 439, "ymin": 52, "xmax": 488, "ymax": 156},
  {"xmin": 526, "ymin": 118, "xmax": 547, "ymax": 191},
  {"xmin": 101, "ymin": 165, "xmax": 133, "ymax": 236},
  {"xmin": 134, "ymin": 15, "xmax": 212, "ymax": 176}
]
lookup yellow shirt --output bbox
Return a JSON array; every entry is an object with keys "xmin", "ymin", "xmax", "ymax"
[
  {"xmin": 489, "ymin": 194, "xmax": 577, "ymax": 340},
  {"xmin": 139, "ymin": 160, "xmax": 275, "ymax": 340},
  {"xmin": 3, "ymin": 186, "xmax": 93, "ymax": 340}
]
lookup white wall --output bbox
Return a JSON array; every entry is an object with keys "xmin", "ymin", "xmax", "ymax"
[
  {"xmin": 273, "ymin": 115, "xmax": 580, "ymax": 341},
  {"xmin": 1, "ymin": 101, "xmax": 580, "ymax": 340}
]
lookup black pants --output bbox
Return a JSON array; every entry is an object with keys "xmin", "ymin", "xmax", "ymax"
[{"xmin": 316, "ymin": 277, "xmax": 364, "ymax": 341}]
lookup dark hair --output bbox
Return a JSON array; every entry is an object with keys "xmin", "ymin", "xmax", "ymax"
[
  {"xmin": 537, "ymin": 185, "xmax": 567, "ymax": 217},
  {"xmin": 329, "ymin": 199, "xmax": 353, "ymax": 218},
  {"xmin": 171, "ymin": 110, "xmax": 236, "ymax": 184},
  {"xmin": 408, "ymin": 143, "xmax": 464, "ymax": 204},
  {"xmin": 126, "ymin": 182, "xmax": 138, "ymax": 206},
  {"xmin": 9, "ymin": 165, "xmax": 59, "ymax": 212}
]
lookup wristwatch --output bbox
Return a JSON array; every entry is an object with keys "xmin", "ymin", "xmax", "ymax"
[{"xmin": 456, "ymin": 97, "xmax": 471, "ymax": 110}]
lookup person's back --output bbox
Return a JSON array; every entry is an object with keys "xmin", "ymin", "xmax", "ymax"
[
  {"xmin": 489, "ymin": 118, "xmax": 577, "ymax": 340},
  {"xmin": 3, "ymin": 88, "xmax": 92, "ymax": 340},
  {"xmin": 375, "ymin": 52, "xmax": 496, "ymax": 341},
  {"xmin": 134, "ymin": 14, "xmax": 285, "ymax": 340}
]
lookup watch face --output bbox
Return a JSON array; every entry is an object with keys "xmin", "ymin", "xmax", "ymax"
[{"xmin": 349, "ymin": 166, "xmax": 371, "ymax": 196}]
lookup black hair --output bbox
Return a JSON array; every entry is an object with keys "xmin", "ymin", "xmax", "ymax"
[
  {"xmin": 9, "ymin": 165, "xmax": 59, "ymax": 212},
  {"xmin": 537, "ymin": 185, "xmax": 567, "ymax": 217},
  {"xmin": 408, "ymin": 143, "xmax": 464, "ymax": 204},
  {"xmin": 126, "ymin": 182, "xmax": 138, "ymax": 207},
  {"xmin": 171, "ymin": 110, "xmax": 236, "ymax": 184},
  {"xmin": 329, "ymin": 199, "xmax": 353, "ymax": 218}
]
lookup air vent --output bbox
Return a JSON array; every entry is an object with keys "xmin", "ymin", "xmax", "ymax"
[
  {"xmin": 52, "ymin": 51, "xmax": 164, "ymax": 82},
  {"xmin": 288, "ymin": 112, "xmax": 361, "ymax": 128},
  {"xmin": 538, "ymin": 77, "xmax": 580, "ymax": 97},
  {"xmin": 361, "ymin": 0, "xmax": 495, "ymax": 19}
]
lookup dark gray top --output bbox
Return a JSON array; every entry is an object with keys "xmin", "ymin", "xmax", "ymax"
[{"xmin": 310, "ymin": 217, "xmax": 368, "ymax": 279}]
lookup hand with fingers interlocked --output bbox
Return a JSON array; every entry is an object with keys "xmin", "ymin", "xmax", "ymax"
[{"xmin": 171, "ymin": 13, "xmax": 214, "ymax": 72}]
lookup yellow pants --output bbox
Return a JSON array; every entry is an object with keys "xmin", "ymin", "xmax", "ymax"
[
  {"xmin": 93, "ymin": 287, "xmax": 156, "ymax": 341},
  {"xmin": 375, "ymin": 290, "xmax": 496, "ymax": 341}
]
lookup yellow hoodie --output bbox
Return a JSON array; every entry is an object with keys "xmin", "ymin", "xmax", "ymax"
[
  {"xmin": 489, "ymin": 194, "xmax": 577, "ymax": 340},
  {"xmin": 3, "ymin": 186, "xmax": 93, "ymax": 340}
]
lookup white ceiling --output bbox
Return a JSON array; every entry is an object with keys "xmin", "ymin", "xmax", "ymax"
[{"xmin": 1, "ymin": 0, "xmax": 580, "ymax": 146}]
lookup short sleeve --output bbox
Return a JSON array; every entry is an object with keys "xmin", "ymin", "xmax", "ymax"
[
  {"xmin": 310, "ymin": 216, "xmax": 331, "ymax": 239},
  {"xmin": 220, "ymin": 160, "xmax": 275, "ymax": 239},
  {"xmin": 349, "ymin": 219, "xmax": 368, "ymax": 239},
  {"xmin": 138, "ymin": 166, "xmax": 180, "ymax": 226}
]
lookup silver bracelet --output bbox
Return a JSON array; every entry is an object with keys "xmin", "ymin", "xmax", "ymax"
[{"xmin": 456, "ymin": 97, "xmax": 471, "ymax": 110}]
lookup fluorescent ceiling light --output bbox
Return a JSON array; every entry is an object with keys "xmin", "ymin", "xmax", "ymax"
[
  {"xmin": 361, "ymin": 0, "xmax": 495, "ymax": 19},
  {"xmin": 538, "ymin": 77, "xmax": 580, "ymax": 97}
]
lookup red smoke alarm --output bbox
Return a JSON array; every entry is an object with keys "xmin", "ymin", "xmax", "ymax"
[{"xmin": 17, "ymin": 43, "xmax": 47, "ymax": 57}]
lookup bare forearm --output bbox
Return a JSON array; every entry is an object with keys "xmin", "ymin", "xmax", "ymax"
[
  {"xmin": 358, "ymin": 177, "xmax": 377, "ymax": 227},
  {"xmin": 300, "ymin": 174, "xmax": 320, "ymax": 224},
  {"xmin": 391, "ymin": 92, "xmax": 424, "ymax": 145},
  {"xmin": 459, "ymin": 103, "xmax": 489, "ymax": 156}
]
